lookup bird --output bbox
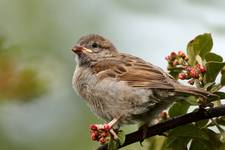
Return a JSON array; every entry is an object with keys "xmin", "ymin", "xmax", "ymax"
[{"xmin": 71, "ymin": 34, "xmax": 216, "ymax": 138}]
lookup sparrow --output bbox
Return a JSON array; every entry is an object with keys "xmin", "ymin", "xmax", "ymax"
[{"xmin": 71, "ymin": 34, "xmax": 216, "ymax": 135}]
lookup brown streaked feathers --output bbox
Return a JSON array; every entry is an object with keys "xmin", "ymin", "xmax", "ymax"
[
  {"xmin": 72, "ymin": 34, "xmax": 217, "ymax": 126},
  {"xmin": 91, "ymin": 54, "xmax": 175, "ymax": 89}
]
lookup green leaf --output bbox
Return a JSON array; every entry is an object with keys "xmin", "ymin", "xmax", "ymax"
[
  {"xmin": 169, "ymin": 124, "xmax": 209, "ymax": 140},
  {"xmin": 203, "ymin": 82, "xmax": 216, "ymax": 91},
  {"xmin": 205, "ymin": 52, "xmax": 223, "ymax": 62},
  {"xmin": 221, "ymin": 74, "xmax": 225, "ymax": 86},
  {"xmin": 196, "ymin": 55, "xmax": 203, "ymax": 65},
  {"xmin": 216, "ymin": 116, "xmax": 225, "ymax": 126},
  {"xmin": 186, "ymin": 96, "xmax": 198, "ymax": 105},
  {"xmin": 191, "ymin": 128, "xmax": 222, "ymax": 150},
  {"xmin": 220, "ymin": 144, "xmax": 225, "ymax": 150},
  {"xmin": 149, "ymin": 136, "xmax": 167, "ymax": 150},
  {"xmin": 168, "ymin": 67, "xmax": 183, "ymax": 79},
  {"xmin": 210, "ymin": 84, "xmax": 222, "ymax": 93},
  {"xmin": 195, "ymin": 119, "xmax": 209, "ymax": 128},
  {"xmin": 117, "ymin": 130, "xmax": 125, "ymax": 146},
  {"xmin": 221, "ymin": 66, "xmax": 225, "ymax": 74},
  {"xmin": 221, "ymin": 66, "xmax": 225, "ymax": 86},
  {"xmin": 166, "ymin": 137, "xmax": 190, "ymax": 150},
  {"xmin": 108, "ymin": 131, "xmax": 125, "ymax": 150},
  {"xmin": 187, "ymin": 33, "xmax": 213, "ymax": 65},
  {"xmin": 168, "ymin": 101, "xmax": 190, "ymax": 117},
  {"xmin": 214, "ymin": 91, "xmax": 225, "ymax": 99},
  {"xmin": 190, "ymin": 139, "xmax": 212, "ymax": 150},
  {"xmin": 204, "ymin": 61, "xmax": 225, "ymax": 83},
  {"xmin": 108, "ymin": 139, "xmax": 119, "ymax": 150},
  {"xmin": 202, "ymin": 128, "xmax": 222, "ymax": 147}
]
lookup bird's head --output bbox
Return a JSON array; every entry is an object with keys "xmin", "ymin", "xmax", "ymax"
[{"xmin": 72, "ymin": 34, "xmax": 118, "ymax": 66}]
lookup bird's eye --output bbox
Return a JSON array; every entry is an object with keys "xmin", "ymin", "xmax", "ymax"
[{"xmin": 91, "ymin": 42, "xmax": 98, "ymax": 48}]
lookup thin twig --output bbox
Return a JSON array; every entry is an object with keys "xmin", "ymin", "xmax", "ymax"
[{"xmin": 97, "ymin": 105, "xmax": 225, "ymax": 150}]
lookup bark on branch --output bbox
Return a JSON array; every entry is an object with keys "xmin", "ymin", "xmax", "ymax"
[{"xmin": 97, "ymin": 105, "xmax": 225, "ymax": 150}]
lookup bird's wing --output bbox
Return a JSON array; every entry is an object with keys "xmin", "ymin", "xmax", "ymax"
[{"xmin": 91, "ymin": 54, "xmax": 175, "ymax": 90}]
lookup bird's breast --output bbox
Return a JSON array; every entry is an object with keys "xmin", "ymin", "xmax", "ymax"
[
  {"xmin": 72, "ymin": 66, "xmax": 154, "ymax": 125},
  {"xmin": 73, "ymin": 66, "xmax": 114, "ymax": 121}
]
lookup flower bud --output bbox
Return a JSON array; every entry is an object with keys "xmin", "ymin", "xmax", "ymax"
[
  {"xmin": 185, "ymin": 66, "xmax": 192, "ymax": 72},
  {"xmin": 190, "ymin": 68, "xmax": 199, "ymax": 78},
  {"xmin": 99, "ymin": 137, "xmax": 106, "ymax": 144},
  {"xmin": 103, "ymin": 124, "xmax": 111, "ymax": 131},
  {"xmin": 170, "ymin": 52, "xmax": 177, "ymax": 59},
  {"xmin": 100, "ymin": 132, "xmax": 108, "ymax": 137},
  {"xmin": 165, "ymin": 55, "xmax": 171, "ymax": 61},
  {"xmin": 188, "ymin": 79, "xmax": 194, "ymax": 85},
  {"xmin": 90, "ymin": 124, "xmax": 98, "ymax": 130},
  {"xmin": 199, "ymin": 66, "xmax": 206, "ymax": 73},
  {"xmin": 184, "ymin": 56, "xmax": 189, "ymax": 61},
  {"xmin": 195, "ymin": 64, "xmax": 201, "ymax": 68},
  {"xmin": 91, "ymin": 132, "xmax": 98, "ymax": 141},
  {"xmin": 178, "ymin": 73, "xmax": 186, "ymax": 80},
  {"xmin": 178, "ymin": 51, "xmax": 185, "ymax": 58}
]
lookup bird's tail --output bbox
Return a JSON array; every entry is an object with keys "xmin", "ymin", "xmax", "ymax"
[{"xmin": 176, "ymin": 85, "xmax": 219, "ymax": 101}]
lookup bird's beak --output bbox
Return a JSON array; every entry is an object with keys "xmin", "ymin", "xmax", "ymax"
[{"xmin": 72, "ymin": 45, "xmax": 93, "ymax": 54}]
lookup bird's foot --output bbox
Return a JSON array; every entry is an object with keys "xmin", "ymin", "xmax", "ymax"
[{"xmin": 89, "ymin": 118, "xmax": 120, "ymax": 144}]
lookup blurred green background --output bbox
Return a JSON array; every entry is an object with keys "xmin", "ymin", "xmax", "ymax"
[{"xmin": 0, "ymin": 0, "xmax": 225, "ymax": 149}]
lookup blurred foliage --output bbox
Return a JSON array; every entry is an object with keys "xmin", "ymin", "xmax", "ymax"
[
  {"xmin": 0, "ymin": 0, "xmax": 225, "ymax": 150},
  {"xmin": 0, "ymin": 35, "xmax": 47, "ymax": 101}
]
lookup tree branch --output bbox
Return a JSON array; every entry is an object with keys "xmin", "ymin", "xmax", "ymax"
[{"xmin": 97, "ymin": 105, "xmax": 225, "ymax": 150}]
